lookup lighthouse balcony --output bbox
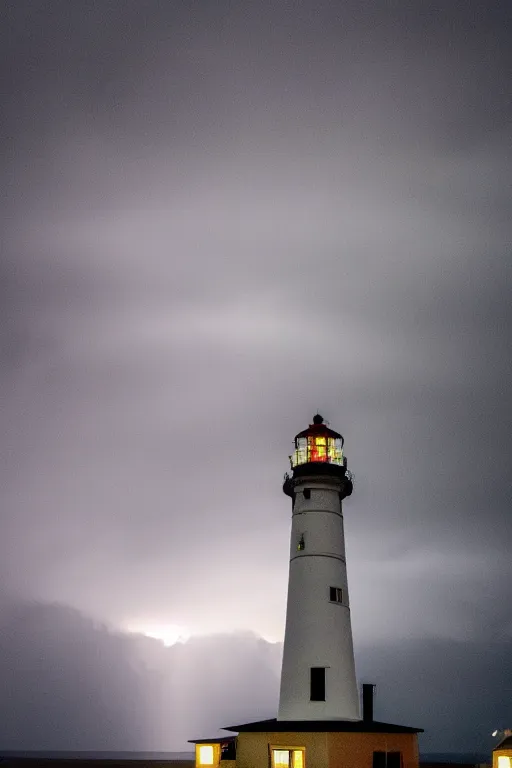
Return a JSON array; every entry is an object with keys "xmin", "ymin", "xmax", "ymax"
[{"xmin": 283, "ymin": 465, "xmax": 353, "ymax": 498}]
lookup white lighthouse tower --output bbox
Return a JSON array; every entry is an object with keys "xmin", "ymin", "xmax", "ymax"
[{"xmin": 278, "ymin": 414, "xmax": 360, "ymax": 721}]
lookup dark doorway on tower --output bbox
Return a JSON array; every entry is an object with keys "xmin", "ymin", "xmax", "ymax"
[{"xmin": 310, "ymin": 667, "xmax": 326, "ymax": 701}]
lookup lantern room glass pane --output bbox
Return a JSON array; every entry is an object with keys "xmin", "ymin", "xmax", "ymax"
[
  {"xmin": 328, "ymin": 437, "xmax": 343, "ymax": 463},
  {"xmin": 291, "ymin": 435, "xmax": 344, "ymax": 467},
  {"xmin": 308, "ymin": 435, "xmax": 327, "ymax": 462}
]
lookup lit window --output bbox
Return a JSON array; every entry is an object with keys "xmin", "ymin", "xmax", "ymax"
[
  {"xmin": 273, "ymin": 751, "xmax": 290, "ymax": 768},
  {"xmin": 329, "ymin": 587, "xmax": 343, "ymax": 603},
  {"xmin": 198, "ymin": 746, "xmax": 214, "ymax": 765},
  {"xmin": 271, "ymin": 749, "xmax": 305, "ymax": 768},
  {"xmin": 498, "ymin": 758, "xmax": 512, "ymax": 768}
]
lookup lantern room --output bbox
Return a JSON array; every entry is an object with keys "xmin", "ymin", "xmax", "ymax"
[{"xmin": 290, "ymin": 414, "xmax": 345, "ymax": 469}]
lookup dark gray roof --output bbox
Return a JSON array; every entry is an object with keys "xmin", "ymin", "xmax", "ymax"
[
  {"xmin": 188, "ymin": 737, "xmax": 236, "ymax": 745},
  {"xmin": 223, "ymin": 718, "xmax": 423, "ymax": 734},
  {"xmin": 494, "ymin": 735, "xmax": 512, "ymax": 750}
]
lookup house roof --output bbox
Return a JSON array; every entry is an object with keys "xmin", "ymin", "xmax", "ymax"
[
  {"xmin": 188, "ymin": 737, "xmax": 236, "ymax": 745},
  {"xmin": 494, "ymin": 735, "xmax": 512, "ymax": 750},
  {"xmin": 222, "ymin": 718, "xmax": 423, "ymax": 734}
]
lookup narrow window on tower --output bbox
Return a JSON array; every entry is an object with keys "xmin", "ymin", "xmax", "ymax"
[
  {"xmin": 310, "ymin": 667, "xmax": 325, "ymax": 701},
  {"xmin": 303, "ymin": 489, "xmax": 311, "ymax": 499},
  {"xmin": 297, "ymin": 535, "xmax": 305, "ymax": 551},
  {"xmin": 329, "ymin": 587, "xmax": 343, "ymax": 603}
]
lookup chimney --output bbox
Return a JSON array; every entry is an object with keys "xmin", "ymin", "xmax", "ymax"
[{"xmin": 362, "ymin": 683, "xmax": 375, "ymax": 722}]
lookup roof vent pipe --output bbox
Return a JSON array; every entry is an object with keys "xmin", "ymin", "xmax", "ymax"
[{"xmin": 362, "ymin": 683, "xmax": 375, "ymax": 722}]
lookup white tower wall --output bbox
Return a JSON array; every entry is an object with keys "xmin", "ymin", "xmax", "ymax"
[{"xmin": 278, "ymin": 472, "xmax": 360, "ymax": 721}]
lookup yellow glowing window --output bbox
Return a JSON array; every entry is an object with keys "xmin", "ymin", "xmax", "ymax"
[
  {"xmin": 498, "ymin": 758, "xmax": 511, "ymax": 768},
  {"xmin": 198, "ymin": 745, "xmax": 214, "ymax": 765},
  {"xmin": 273, "ymin": 751, "xmax": 290, "ymax": 768},
  {"xmin": 272, "ymin": 748, "xmax": 305, "ymax": 768}
]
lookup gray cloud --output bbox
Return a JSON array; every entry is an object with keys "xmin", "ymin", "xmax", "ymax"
[
  {"xmin": 1, "ymin": 0, "xmax": 511, "ymax": 750},
  {"xmin": 0, "ymin": 598, "xmax": 509, "ymax": 754}
]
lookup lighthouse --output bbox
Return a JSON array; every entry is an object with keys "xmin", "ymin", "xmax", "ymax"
[
  {"xmin": 189, "ymin": 414, "xmax": 423, "ymax": 768},
  {"xmin": 278, "ymin": 414, "xmax": 360, "ymax": 721}
]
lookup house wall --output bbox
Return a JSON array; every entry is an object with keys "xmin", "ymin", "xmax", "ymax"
[
  {"xmin": 235, "ymin": 730, "xmax": 419, "ymax": 768},
  {"xmin": 236, "ymin": 731, "xmax": 328, "ymax": 768},
  {"xmin": 328, "ymin": 731, "xmax": 419, "ymax": 768}
]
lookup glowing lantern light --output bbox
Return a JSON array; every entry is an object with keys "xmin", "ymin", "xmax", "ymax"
[{"xmin": 289, "ymin": 414, "xmax": 345, "ymax": 469}]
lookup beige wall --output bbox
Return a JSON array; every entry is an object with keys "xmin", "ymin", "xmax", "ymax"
[
  {"xmin": 236, "ymin": 730, "xmax": 419, "ymax": 768},
  {"xmin": 328, "ymin": 731, "xmax": 419, "ymax": 768},
  {"xmin": 236, "ymin": 731, "xmax": 327, "ymax": 768}
]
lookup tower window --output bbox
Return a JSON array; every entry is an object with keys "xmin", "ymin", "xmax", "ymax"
[
  {"xmin": 303, "ymin": 489, "xmax": 311, "ymax": 499},
  {"xmin": 297, "ymin": 535, "xmax": 305, "ymax": 551},
  {"xmin": 329, "ymin": 587, "xmax": 343, "ymax": 603},
  {"xmin": 310, "ymin": 667, "xmax": 325, "ymax": 701}
]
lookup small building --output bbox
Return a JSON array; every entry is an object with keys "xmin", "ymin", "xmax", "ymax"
[
  {"xmin": 189, "ymin": 684, "xmax": 421, "ymax": 768},
  {"xmin": 493, "ymin": 733, "xmax": 512, "ymax": 768}
]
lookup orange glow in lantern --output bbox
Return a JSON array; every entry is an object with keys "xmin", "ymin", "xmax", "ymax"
[{"xmin": 290, "ymin": 415, "xmax": 344, "ymax": 468}]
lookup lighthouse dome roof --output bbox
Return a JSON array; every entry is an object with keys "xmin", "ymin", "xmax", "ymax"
[{"xmin": 295, "ymin": 414, "xmax": 343, "ymax": 442}]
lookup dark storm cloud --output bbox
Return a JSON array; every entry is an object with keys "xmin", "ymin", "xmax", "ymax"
[
  {"xmin": 1, "ymin": 0, "xmax": 511, "ymax": 751},
  {"xmin": 0, "ymin": 597, "xmax": 280, "ymax": 751},
  {"xmin": 0, "ymin": 597, "xmax": 153, "ymax": 750},
  {"xmin": 0, "ymin": 598, "xmax": 508, "ymax": 753}
]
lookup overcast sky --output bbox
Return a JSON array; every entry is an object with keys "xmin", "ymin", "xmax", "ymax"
[{"xmin": 1, "ymin": 0, "xmax": 511, "ymax": 752}]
